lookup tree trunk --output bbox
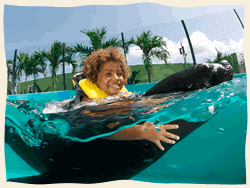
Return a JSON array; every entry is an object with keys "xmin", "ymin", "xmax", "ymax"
[
  {"xmin": 18, "ymin": 72, "xmax": 21, "ymax": 94},
  {"xmin": 148, "ymin": 70, "xmax": 151, "ymax": 83},
  {"xmin": 52, "ymin": 75, "xmax": 55, "ymax": 91},
  {"xmin": 145, "ymin": 57, "xmax": 151, "ymax": 83},
  {"xmin": 25, "ymin": 76, "xmax": 28, "ymax": 92},
  {"xmin": 7, "ymin": 72, "xmax": 9, "ymax": 88},
  {"xmin": 33, "ymin": 75, "xmax": 37, "ymax": 93},
  {"xmin": 184, "ymin": 57, "xmax": 187, "ymax": 69},
  {"xmin": 7, "ymin": 73, "xmax": 10, "ymax": 94}
]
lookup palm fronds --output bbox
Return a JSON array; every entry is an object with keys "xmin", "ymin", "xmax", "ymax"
[{"xmin": 130, "ymin": 30, "xmax": 170, "ymax": 82}]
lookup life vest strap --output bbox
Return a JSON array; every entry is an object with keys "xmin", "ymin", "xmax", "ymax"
[{"xmin": 72, "ymin": 73, "xmax": 86, "ymax": 87}]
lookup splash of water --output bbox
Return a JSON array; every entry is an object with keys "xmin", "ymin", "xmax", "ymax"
[
  {"xmin": 6, "ymin": 74, "xmax": 247, "ymax": 146},
  {"xmin": 153, "ymin": 75, "xmax": 247, "ymax": 124}
]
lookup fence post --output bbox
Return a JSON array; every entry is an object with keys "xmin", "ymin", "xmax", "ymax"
[
  {"xmin": 121, "ymin": 32, "xmax": 127, "ymax": 64},
  {"xmin": 12, "ymin": 49, "xmax": 17, "ymax": 94},
  {"xmin": 63, "ymin": 43, "xmax": 66, "ymax": 90},
  {"xmin": 181, "ymin": 20, "xmax": 197, "ymax": 66},
  {"xmin": 233, "ymin": 9, "xmax": 244, "ymax": 29},
  {"xmin": 179, "ymin": 42, "xmax": 187, "ymax": 68}
]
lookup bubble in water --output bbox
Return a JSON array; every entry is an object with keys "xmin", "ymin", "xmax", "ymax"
[
  {"xmin": 218, "ymin": 128, "xmax": 225, "ymax": 134},
  {"xmin": 208, "ymin": 105, "xmax": 215, "ymax": 114},
  {"xmin": 234, "ymin": 79, "xmax": 241, "ymax": 83},
  {"xmin": 9, "ymin": 128, "xmax": 14, "ymax": 134}
]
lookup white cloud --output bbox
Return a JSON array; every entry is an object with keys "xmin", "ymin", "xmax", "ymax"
[
  {"xmin": 229, "ymin": 38, "xmax": 243, "ymax": 53},
  {"xmin": 127, "ymin": 30, "xmax": 244, "ymax": 65},
  {"xmin": 163, "ymin": 38, "xmax": 182, "ymax": 64},
  {"xmin": 127, "ymin": 45, "xmax": 142, "ymax": 57}
]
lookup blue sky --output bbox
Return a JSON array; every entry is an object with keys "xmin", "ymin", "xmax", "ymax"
[{"xmin": 3, "ymin": 2, "xmax": 245, "ymax": 82}]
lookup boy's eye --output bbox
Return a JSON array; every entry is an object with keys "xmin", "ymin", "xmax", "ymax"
[{"xmin": 105, "ymin": 73, "xmax": 111, "ymax": 76}]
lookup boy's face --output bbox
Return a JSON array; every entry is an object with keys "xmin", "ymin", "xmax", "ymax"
[{"xmin": 96, "ymin": 61, "xmax": 125, "ymax": 95}]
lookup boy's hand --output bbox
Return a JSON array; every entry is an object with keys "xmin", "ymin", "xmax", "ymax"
[{"xmin": 139, "ymin": 122, "xmax": 180, "ymax": 151}]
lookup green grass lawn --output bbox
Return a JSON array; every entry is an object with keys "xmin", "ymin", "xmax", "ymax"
[
  {"xmin": 129, "ymin": 63, "xmax": 192, "ymax": 83},
  {"xmin": 17, "ymin": 63, "xmax": 193, "ymax": 94}
]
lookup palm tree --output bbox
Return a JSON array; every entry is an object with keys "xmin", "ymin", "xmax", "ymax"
[
  {"xmin": 123, "ymin": 39, "xmax": 134, "ymax": 56},
  {"xmin": 206, "ymin": 48, "xmax": 226, "ymax": 64},
  {"xmin": 6, "ymin": 59, "xmax": 13, "ymax": 94},
  {"xmin": 16, "ymin": 52, "xmax": 33, "ymax": 93},
  {"xmin": 206, "ymin": 48, "xmax": 240, "ymax": 74},
  {"xmin": 17, "ymin": 51, "xmax": 49, "ymax": 93},
  {"xmin": 71, "ymin": 27, "xmax": 122, "ymax": 67},
  {"xmin": 39, "ymin": 41, "xmax": 62, "ymax": 91},
  {"xmin": 121, "ymin": 37, "xmax": 135, "ymax": 64},
  {"xmin": 40, "ymin": 41, "xmax": 77, "ymax": 91},
  {"xmin": 13, "ymin": 60, "xmax": 23, "ymax": 94},
  {"xmin": 6, "ymin": 59, "xmax": 13, "ymax": 83},
  {"xmin": 33, "ymin": 50, "xmax": 48, "ymax": 78},
  {"xmin": 60, "ymin": 51, "xmax": 78, "ymax": 73},
  {"xmin": 29, "ymin": 55, "xmax": 44, "ymax": 82},
  {"xmin": 130, "ymin": 30, "xmax": 169, "ymax": 83},
  {"xmin": 206, "ymin": 48, "xmax": 232, "ymax": 65},
  {"xmin": 17, "ymin": 52, "xmax": 33, "ymax": 83},
  {"xmin": 7, "ymin": 59, "xmax": 23, "ymax": 94}
]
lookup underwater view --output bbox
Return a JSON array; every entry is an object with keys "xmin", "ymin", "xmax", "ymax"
[{"xmin": 5, "ymin": 73, "xmax": 247, "ymax": 184}]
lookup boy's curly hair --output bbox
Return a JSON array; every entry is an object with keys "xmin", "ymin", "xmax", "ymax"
[{"xmin": 82, "ymin": 47, "xmax": 130, "ymax": 83}]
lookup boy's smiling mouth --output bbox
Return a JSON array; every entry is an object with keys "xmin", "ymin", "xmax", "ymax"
[{"xmin": 109, "ymin": 84, "xmax": 120, "ymax": 89}]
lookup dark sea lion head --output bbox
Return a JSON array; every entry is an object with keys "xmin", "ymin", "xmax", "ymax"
[{"xmin": 205, "ymin": 60, "xmax": 234, "ymax": 87}]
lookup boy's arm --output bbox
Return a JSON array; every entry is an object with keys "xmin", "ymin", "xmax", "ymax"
[{"xmin": 104, "ymin": 121, "xmax": 180, "ymax": 151}]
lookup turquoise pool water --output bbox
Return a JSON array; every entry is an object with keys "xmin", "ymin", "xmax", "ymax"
[{"xmin": 5, "ymin": 74, "xmax": 247, "ymax": 184}]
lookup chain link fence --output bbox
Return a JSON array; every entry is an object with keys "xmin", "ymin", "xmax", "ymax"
[
  {"xmin": 107, "ymin": 9, "xmax": 245, "ymax": 73},
  {"xmin": 15, "ymin": 8, "xmax": 245, "ymax": 93}
]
